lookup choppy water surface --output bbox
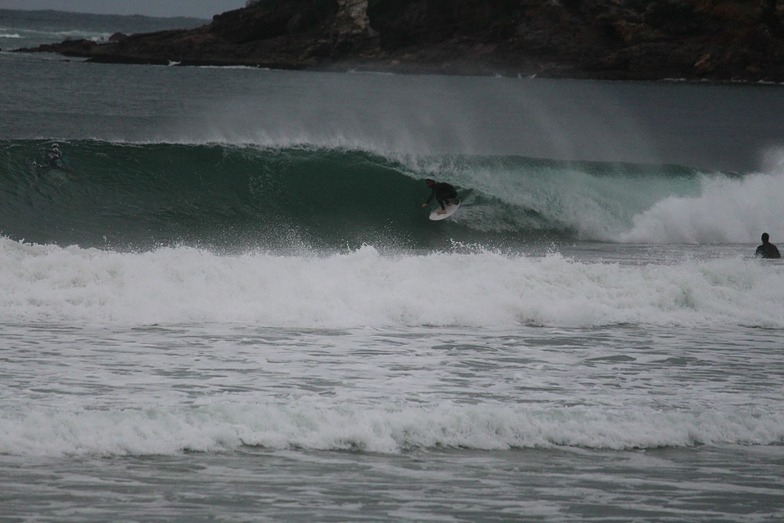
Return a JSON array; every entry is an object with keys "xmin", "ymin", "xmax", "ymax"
[{"xmin": 2, "ymin": 8, "xmax": 784, "ymax": 522}]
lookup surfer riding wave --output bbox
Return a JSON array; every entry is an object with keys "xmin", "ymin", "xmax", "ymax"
[{"xmin": 421, "ymin": 178, "xmax": 459, "ymax": 215}]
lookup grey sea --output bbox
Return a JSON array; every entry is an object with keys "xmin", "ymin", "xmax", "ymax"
[{"xmin": 1, "ymin": 9, "xmax": 783, "ymax": 522}]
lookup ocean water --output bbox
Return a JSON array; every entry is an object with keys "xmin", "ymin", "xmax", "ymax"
[{"xmin": 2, "ymin": 9, "xmax": 784, "ymax": 522}]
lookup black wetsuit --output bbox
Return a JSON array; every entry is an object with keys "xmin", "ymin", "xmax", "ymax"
[
  {"xmin": 755, "ymin": 241, "xmax": 781, "ymax": 259},
  {"xmin": 425, "ymin": 182, "xmax": 459, "ymax": 210}
]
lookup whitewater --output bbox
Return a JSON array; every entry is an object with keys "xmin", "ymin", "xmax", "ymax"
[
  {"xmin": 2, "ymin": 9, "xmax": 784, "ymax": 522},
  {"xmin": 1, "ymin": 240, "xmax": 783, "ymax": 329}
]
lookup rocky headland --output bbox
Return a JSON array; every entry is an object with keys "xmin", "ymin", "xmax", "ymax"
[{"xmin": 18, "ymin": 0, "xmax": 784, "ymax": 82}]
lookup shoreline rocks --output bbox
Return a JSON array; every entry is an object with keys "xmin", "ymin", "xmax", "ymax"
[{"xmin": 18, "ymin": 0, "xmax": 784, "ymax": 82}]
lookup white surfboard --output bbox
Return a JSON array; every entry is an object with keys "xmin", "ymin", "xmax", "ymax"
[{"xmin": 429, "ymin": 202, "xmax": 460, "ymax": 221}]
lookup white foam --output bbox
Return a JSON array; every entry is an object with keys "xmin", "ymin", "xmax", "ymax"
[
  {"xmin": 1, "ymin": 401, "xmax": 781, "ymax": 457},
  {"xmin": 620, "ymin": 171, "xmax": 784, "ymax": 243},
  {"xmin": 1, "ymin": 240, "xmax": 782, "ymax": 329}
]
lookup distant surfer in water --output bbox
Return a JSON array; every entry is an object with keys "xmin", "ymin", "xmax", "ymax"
[
  {"xmin": 421, "ymin": 178, "xmax": 459, "ymax": 215},
  {"xmin": 47, "ymin": 143, "xmax": 63, "ymax": 167},
  {"xmin": 31, "ymin": 143, "xmax": 73, "ymax": 186},
  {"xmin": 755, "ymin": 232, "xmax": 781, "ymax": 259},
  {"xmin": 33, "ymin": 143, "xmax": 64, "ymax": 169}
]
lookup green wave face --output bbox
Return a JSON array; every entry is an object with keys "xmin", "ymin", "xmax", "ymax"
[{"xmin": 1, "ymin": 140, "xmax": 705, "ymax": 251}]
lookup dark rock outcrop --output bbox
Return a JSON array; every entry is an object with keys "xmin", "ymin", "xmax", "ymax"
[{"xmin": 18, "ymin": 0, "xmax": 784, "ymax": 82}]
